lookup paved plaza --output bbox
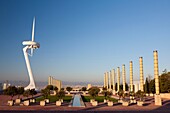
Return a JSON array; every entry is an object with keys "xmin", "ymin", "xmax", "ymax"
[{"xmin": 0, "ymin": 95, "xmax": 170, "ymax": 113}]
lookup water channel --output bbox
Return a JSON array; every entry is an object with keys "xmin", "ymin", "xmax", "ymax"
[{"xmin": 72, "ymin": 94, "xmax": 85, "ymax": 107}]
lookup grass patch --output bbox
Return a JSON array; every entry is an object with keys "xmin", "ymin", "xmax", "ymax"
[
  {"xmin": 36, "ymin": 95, "xmax": 72, "ymax": 103},
  {"xmin": 81, "ymin": 96, "xmax": 117, "ymax": 103}
]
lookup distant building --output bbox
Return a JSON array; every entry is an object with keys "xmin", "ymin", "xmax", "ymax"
[
  {"xmin": 48, "ymin": 76, "xmax": 62, "ymax": 91},
  {"xmin": 133, "ymin": 80, "xmax": 140, "ymax": 93},
  {"xmin": 87, "ymin": 84, "xmax": 92, "ymax": 90}
]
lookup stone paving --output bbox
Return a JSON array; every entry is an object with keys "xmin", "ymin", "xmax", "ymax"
[{"xmin": 0, "ymin": 95, "xmax": 170, "ymax": 113}]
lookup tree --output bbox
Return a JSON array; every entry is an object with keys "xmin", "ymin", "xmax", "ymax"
[
  {"xmin": 149, "ymin": 79, "xmax": 155, "ymax": 94},
  {"xmin": 46, "ymin": 85, "xmax": 53, "ymax": 90},
  {"xmin": 23, "ymin": 89, "xmax": 30, "ymax": 99},
  {"xmin": 61, "ymin": 88, "xmax": 64, "ymax": 91},
  {"xmin": 136, "ymin": 90, "xmax": 145, "ymax": 101},
  {"xmin": 17, "ymin": 87, "xmax": 24, "ymax": 99},
  {"xmin": 41, "ymin": 88, "xmax": 50, "ymax": 99},
  {"xmin": 144, "ymin": 78, "xmax": 150, "ymax": 93},
  {"xmin": 118, "ymin": 90, "xmax": 124, "ymax": 99},
  {"xmin": 115, "ymin": 83, "xmax": 117, "ymax": 91},
  {"xmin": 160, "ymin": 72, "xmax": 170, "ymax": 93},
  {"xmin": 66, "ymin": 87, "xmax": 72, "ymax": 92},
  {"xmin": 53, "ymin": 86, "xmax": 58, "ymax": 92},
  {"xmin": 30, "ymin": 89, "xmax": 37, "ymax": 98},
  {"xmin": 56, "ymin": 90, "xmax": 65, "ymax": 99},
  {"xmin": 88, "ymin": 87, "xmax": 100, "ymax": 99},
  {"xmin": 81, "ymin": 87, "xmax": 87, "ymax": 92},
  {"xmin": 125, "ymin": 83, "xmax": 129, "ymax": 91},
  {"xmin": 4, "ymin": 86, "xmax": 17, "ymax": 100},
  {"xmin": 102, "ymin": 90, "xmax": 112, "ymax": 100}
]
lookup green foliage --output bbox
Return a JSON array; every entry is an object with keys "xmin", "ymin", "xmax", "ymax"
[
  {"xmin": 66, "ymin": 87, "xmax": 72, "ymax": 92},
  {"xmin": 102, "ymin": 87, "xmax": 107, "ymax": 91},
  {"xmin": 61, "ymin": 88, "xmax": 64, "ymax": 91},
  {"xmin": 36, "ymin": 95, "xmax": 72, "ymax": 103},
  {"xmin": 23, "ymin": 89, "xmax": 30, "ymax": 99},
  {"xmin": 115, "ymin": 83, "xmax": 117, "ymax": 91},
  {"xmin": 41, "ymin": 88, "xmax": 50, "ymax": 99},
  {"xmin": 118, "ymin": 90, "xmax": 124, "ymax": 99},
  {"xmin": 160, "ymin": 73, "xmax": 170, "ymax": 93},
  {"xmin": 101, "ymin": 90, "xmax": 112, "ymax": 100},
  {"xmin": 4, "ymin": 86, "xmax": 17, "ymax": 100},
  {"xmin": 46, "ymin": 85, "xmax": 53, "ymax": 90},
  {"xmin": 149, "ymin": 79, "xmax": 155, "ymax": 94},
  {"xmin": 144, "ymin": 77, "xmax": 150, "ymax": 93},
  {"xmin": 120, "ymin": 83, "xmax": 128, "ymax": 91},
  {"xmin": 81, "ymin": 96, "xmax": 117, "ymax": 102},
  {"xmin": 81, "ymin": 87, "xmax": 87, "ymax": 91},
  {"xmin": 88, "ymin": 87, "xmax": 100, "ymax": 99},
  {"xmin": 129, "ymin": 91, "xmax": 135, "ymax": 97},
  {"xmin": 56, "ymin": 90, "xmax": 65, "ymax": 99},
  {"xmin": 30, "ymin": 89, "xmax": 37, "ymax": 98},
  {"xmin": 53, "ymin": 86, "xmax": 58, "ymax": 91},
  {"xmin": 17, "ymin": 87, "xmax": 24, "ymax": 98},
  {"xmin": 135, "ymin": 90, "xmax": 145, "ymax": 101}
]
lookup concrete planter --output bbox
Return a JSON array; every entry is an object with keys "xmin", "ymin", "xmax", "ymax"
[
  {"xmin": 90, "ymin": 99, "xmax": 95, "ymax": 103},
  {"xmin": 15, "ymin": 99, "xmax": 21, "ymax": 104},
  {"xmin": 122, "ymin": 101, "xmax": 129, "ymax": 106},
  {"xmin": 8, "ymin": 100, "xmax": 14, "ymax": 106},
  {"xmin": 56, "ymin": 101, "xmax": 61, "ymax": 106},
  {"xmin": 104, "ymin": 99, "xmax": 108, "ymax": 103},
  {"xmin": 137, "ymin": 101, "xmax": 144, "ymax": 106},
  {"xmin": 118, "ymin": 99, "xmax": 123, "ymax": 103},
  {"xmin": 150, "ymin": 93, "xmax": 154, "ymax": 96},
  {"xmin": 40, "ymin": 101, "xmax": 45, "ymax": 106},
  {"xmin": 24, "ymin": 100, "xmax": 30, "ymax": 106},
  {"xmin": 45, "ymin": 99, "xmax": 50, "ymax": 103},
  {"xmin": 92, "ymin": 101, "xmax": 98, "ymax": 106},
  {"xmin": 130, "ymin": 99, "xmax": 136, "ymax": 104},
  {"xmin": 83, "ymin": 92, "xmax": 86, "ymax": 95},
  {"xmin": 108, "ymin": 101, "xmax": 113, "ymax": 106},
  {"xmin": 30, "ymin": 99, "xmax": 35, "ymax": 103}
]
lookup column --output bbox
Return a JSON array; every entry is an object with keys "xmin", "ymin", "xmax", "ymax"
[
  {"xmin": 106, "ymin": 72, "xmax": 109, "ymax": 90},
  {"xmin": 122, "ymin": 64, "xmax": 126, "ymax": 92},
  {"xmin": 139, "ymin": 57, "xmax": 144, "ymax": 92},
  {"xmin": 109, "ymin": 71, "xmax": 112, "ymax": 91},
  {"xmin": 112, "ymin": 69, "xmax": 116, "ymax": 94},
  {"xmin": 104, "ymin": 73, "xmax": 106, "ymax": 88},
  {"xmin": 130, "ymin": 61, "xmax": 133, "ymax": 92},
  {"xmin": 153, "ymin": 50, "xmax": 162, "ymax": 105},
  {"xmin": 117, "ymin": 67, "xmax": 120, "ymax": 92}
]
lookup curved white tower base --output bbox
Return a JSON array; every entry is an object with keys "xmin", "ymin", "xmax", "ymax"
[{"xmin": 23, "ymin": 46, "xmax": 36, "ymax": 90}]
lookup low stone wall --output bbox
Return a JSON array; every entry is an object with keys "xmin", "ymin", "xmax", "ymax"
[{"xmin": 160, "ymin": 93, "xmax": 170, "ymax": 99}]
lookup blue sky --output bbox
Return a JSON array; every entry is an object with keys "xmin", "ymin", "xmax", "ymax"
[{"xmin": 0, "ymin": 0, "xmax": 170, "ymax": 84}]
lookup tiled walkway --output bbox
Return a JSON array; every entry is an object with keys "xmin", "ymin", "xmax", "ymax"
[{"xmin": 0, "ymin": 95, "xmax": 170, "ymax": 113}]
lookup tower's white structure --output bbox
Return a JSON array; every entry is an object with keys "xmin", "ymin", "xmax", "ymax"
[{"xmin": 22, "ymin": 18, "xmax": 40, "ymax": 90}]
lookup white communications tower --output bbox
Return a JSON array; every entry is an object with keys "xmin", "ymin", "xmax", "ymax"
[{"xmin": 22, "ymin": 18, "xmax": 40, "ymax": 90}]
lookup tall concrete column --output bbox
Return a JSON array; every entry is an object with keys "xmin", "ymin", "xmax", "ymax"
[
  {"xmin": 153, "ymin": 50, "xmax": 162, "ymax": 105},
  {"xmin": 104, "ymin": 73, "xmax": 106, "ymax": 88},
  {"xmin": 106, "ymin": 72, "xmax": 109, "ymax": 90},
  {"xmin": 139, "ymin": 57, "xmax": 144, "ymax": 92},
  {"xmin": 117, "ymin": 67, "xmax": 120, "ymax": 92},
  {"xmin": 130, "ymin": 61, "xmax": 133, "ymax": 92},
  {"xmin": 122, "ymin": 64, "xmax": 126, "ymax": 92},
  {"xmin": 109, "ymin": 71, "xmax": 112, "ymax": 91},
  {"xmin": 112, "ymin": 69, "xmax": 116, "ymax": 94}
]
